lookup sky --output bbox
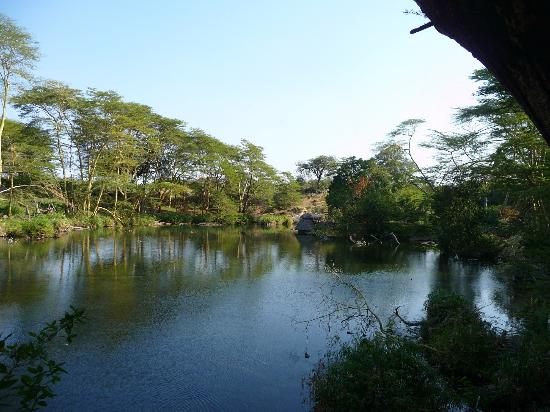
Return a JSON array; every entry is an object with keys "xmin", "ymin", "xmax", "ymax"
[{"xmin": 3, "ymin": 0, "xmax": 482, "ymax": 172}]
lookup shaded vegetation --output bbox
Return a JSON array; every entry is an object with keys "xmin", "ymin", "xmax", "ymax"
[{"xmin": 310, "ymin": 291, "xmax": 550, "ymax": 411}]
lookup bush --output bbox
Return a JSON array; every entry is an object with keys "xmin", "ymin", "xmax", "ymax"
[
  {"xmin": 0, "ymin": 200, "xmax": 25, "ymax": 217},
  {"xmin": 129, "ymin": 214, "xmax": 158, "ymax": 227},
  {"xmin": 215, "ymin": 206, "xmax": 241, "ymax": 225},
  {"xmin": 3, "ymin": 215, "xmax": 61, "ymax": 238},
  {"xmin": 310, "ymin": 290, "xmax": 550, "ymax": 411},
  {"xmin": 254, "ymin": 214, "xmax": 293, "ymax": 228},
  {"xmin": 21, "ymin": 216, "xmax": 56, "ymax": 238},
  {"xmin": 191, "ymin": 213, "xmax": 214, "ymax": 224},
  {"xmin": 433, "ymin": 184, "xmax": 502, "ymax": 260},
  {"xmin": 310, "ymin": 334, "xmax": 448, "ymax": 411},
  {"xmin": 154, "ymin": 212, "xmax": 193, "ymax": 225},
  {"xmin": 421, "ymin": 291, "xmax": 500, "ymax": 400},
  {"xmin": 73, "ymin": 214, "xmax": 114, "ymax": 229}
]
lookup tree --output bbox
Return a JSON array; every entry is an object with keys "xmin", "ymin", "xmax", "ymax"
[
  {"xmin": 230, "ymin": 140, "xmax": 277, "ymax": 213},
  {"xmin": 14, "ymin": 81, "xmax": 82, "ymax": 208},
  {"xmin": 424, "ymin": 69, "xmax": 550, "ymax": 257},
  {"xmin": 1, "ymin": 120, "xmax": 53, "ymax": 216},
  {"xmin": 0, "ymin": 14, "xmax": 39, "ymax": 187},
  {"xmin": 326, "ymin": 157, "xmax": 371, "ymax": 212},
  {"xmin": 273, "ymin": 172, "xmax": 302, "ymax": 210},
  {"xmin": 297, "ymin": 155, "xmax": 338, "ymax": 190},
  {"xmin": 387, "ymin": 118, "xmax": 434, "ymax": 191}
]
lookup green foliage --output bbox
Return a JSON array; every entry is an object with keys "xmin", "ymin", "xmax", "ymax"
[
  {"xmin": 0, "ymin": 14, "xmax": 39, "ymax": 80},
  {"xmin": 191, "ymin": 213, "xmax": 215, "ymax": 224},
  {"xmin": 326, "ymin": 157, "xmax": 370, "ymax": 212},
  {"xmin": 421, "ymin": 291, "xmax": 500, "ymax": 393},
  {"xmin": 310, "ymin": 334, "xmax": 448, "ymax": 411},
  {"xmin": 311, "ymin": 291, "xmax": 550, "ymax": 411},
  {"xmin": 153, "ymin": 211, "xmax": 193, "ymax": 225},
  {"xmin": 273, "ymin": 172, "xmax": 302, "ymax": 210},
  {"xmin": 8, "ymin": 77, "xmax": 286, "ymax": 227},
  {"xmin": 424, "ymin": 68, "xmax": 550, "ymax": 260},
  {"xmin": 211, "ymin": 192, "xmax": 241, "ymax": 225},
  {"xmin": 0, "ymin": 307, "xmax": 85, "ymax": 411},
  {"xmin": 3, "ymin": 215, "xmax": 55, "ymax": 238},
  {"xmin": 432, "ymin": 183, "xmax": 502, "ymax": 259},
  {"xmin": 254, "ymin": 214, "xmax": 293, "ymax": 228},
  {"xmin": 2, "ymin": 37, "xmax": 548, "ymax": 263},
  {"xmin": 322, "ymin": 68, "xmax": 548, "ymax": 262},
  {"xmin": 0, "ymin": 199, "xmax": 24, "ymax": 216},
  {"xmin": 297, "ymin": 155, "xmax": 339, "ymax": 190},
  {"xmin": 73, "ymin": 214, "xmax": 114, "ymax": 229},
  {"xmin": 327, "ymin": 147, "xmax": 429, "ymax": 237},
  {"xmin": 127, "ymin": 214, "xmax": 158, "ymax": 227}
]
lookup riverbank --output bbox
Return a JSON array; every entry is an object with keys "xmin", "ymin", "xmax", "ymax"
[
  {"xmin": 0, "ymin": 211, "xmax": 294, "ymax": 239},
  {"xmin": 309, "ymin": 290, "xmax": 550, "ymax": 411}
]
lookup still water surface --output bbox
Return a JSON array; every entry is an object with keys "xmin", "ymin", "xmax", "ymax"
[{"xmin": 0, "ymin": 227, "xmax": 510, "ymax": 411}]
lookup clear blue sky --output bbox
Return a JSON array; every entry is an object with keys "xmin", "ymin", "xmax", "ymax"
[{"xmin": 4, "ymin": 0, "xmax": 481, "ymax": 172}]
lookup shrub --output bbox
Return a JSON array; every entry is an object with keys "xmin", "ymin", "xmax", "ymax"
[
  {"xmin": 3, "ymin": 215, "xmax": 62, "ymax": 238},
  {"xmin": 310, "ymin": 290, "xmax": 550, "ymax": 411},
  {"xmin": 129, "ymin": 214, "xmax": 158, "ymax": 227},
  {"xmin": 154, "ymin": 212, "xmax": 193, "ymax": 225},
  {"xmin": 255, "ymin": 214, "xmax": 293, "ymax": 228},
  {"xmin": 73, "ymin": 214, "xmax": 114, "ymax": 229},
  {"xmin": 421, "ymin": 291, "xmax": 500, "ymax": 401},
  {"xmin": 310, "ymin": 334, "xmax": 449, "ymax": 411},
  {"xmin": 0, "ymin": 200, "xmax": 25, "ymax": 217},
  {"xmin": 22, "ymin": 216, "xmax": 56, "ymax": 238},
  {"xmin": 191, "ymin": 213, "xmax": 214, "ymax": 224}
]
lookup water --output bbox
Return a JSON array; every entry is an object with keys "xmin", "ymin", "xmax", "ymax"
[{"xmin": 0, "ymin": 227, "xmax": 511, "ymax": 411}]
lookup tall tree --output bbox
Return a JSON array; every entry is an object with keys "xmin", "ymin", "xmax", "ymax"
[
  {"xmin": 1, "ymin": 119, "xmax": 52, "ymax": 215},
  {"xmin": 0, "ymin": 14, "xmax": 39, "ymax": 187},
  {"xmin": 297, "ymin": 155, "xmax": 338, "ymax": 189},
  {"xmin": 14, "ymin": 81, "xmax": 82, "ymax": 207},
  {"xmin": 230, "ymin": 140, "xmax": 277, "ymax": 213}
]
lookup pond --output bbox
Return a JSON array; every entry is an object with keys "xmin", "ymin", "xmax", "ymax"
[{"xmin": 0, "ymin": 227, "xmax": 512, "ymax": 411}]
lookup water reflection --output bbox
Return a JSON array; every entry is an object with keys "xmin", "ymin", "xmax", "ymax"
[{"xmin": 0, "ymin": 228, "xmax": 521, "ymax": 411}]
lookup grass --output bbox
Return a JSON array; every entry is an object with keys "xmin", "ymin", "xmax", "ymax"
[
  {"xmin": 0, "ymin": 203, "xmax": 295, "ymax": 239},
  {"xmin": 0, "ymin": 213, "xmax": 117, "ymax": 239},
  {"xmin": 1, "ymin": 214, "xmax": 71, "ymax": 238},
  {"xmin": 253, "ymin": 214, "xmax": 293, "ymax": 228}
]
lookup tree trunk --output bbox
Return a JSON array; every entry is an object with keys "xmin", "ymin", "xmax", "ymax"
[
  {"xmin": 0, "ymin": 81, "xmax": 9, "ymax": 188},
  {"xmin": 8, "ymin": 173, "xmax": 13, "ymax": 217}
]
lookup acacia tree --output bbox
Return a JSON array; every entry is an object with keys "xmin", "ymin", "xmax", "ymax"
[
  {"xmin": 1, "ymin": 120, "xmax": 52, "ymax": 216},
  {"xmin": 0, "ymin": 14, "xmax": 39, "ymax": 187},
  {"xmin": 387, "ymin": 118, "xmax": 434, "ymax": 192},
  {"xmin": 13, "ymin": 81, "xmax": 82, "ymax": 208},
  {"xmin": 231, "ymin": 140, "xmax": 277, "ymax": 213},
  {"xmin": 297, "ymin": 155, "xmax": 338, "ymax": 189}
]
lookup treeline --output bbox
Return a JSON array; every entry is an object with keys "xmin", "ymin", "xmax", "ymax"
[
  {"xmin": 5, "ymin": 84, "xmax": 302, "ymax": 223},
  {"xmin": 325, "ymin": 69, "xmax": 550, "ymax": 261},
  {"xmin": 0, "ymin": 15, "xmax": 305, "ymax": 230}
]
